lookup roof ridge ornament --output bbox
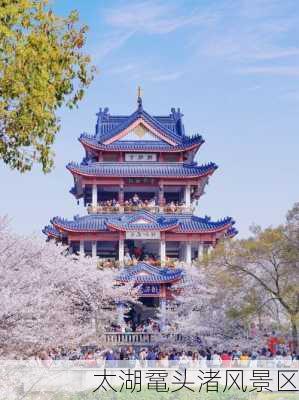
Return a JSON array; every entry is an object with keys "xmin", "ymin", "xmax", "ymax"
[{"xmin": 137, "ymin": 86, "xmax": 143, "ymax": 113}]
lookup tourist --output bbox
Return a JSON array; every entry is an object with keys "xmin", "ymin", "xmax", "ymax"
[
  {"xmin": 85, "ymin": 351, "xmax": 97, "ymax": 367},
  {"xmin": 90, "ymin": 195, "xmax": 192, "ymax": 214},
  {"xmin": 169, "ymin": 349, "xmax": 179, "ymax": 363},
  {"xmin": 211, "ymin": 351, "xmax": 221, "ymax": 368},
  {"xmin": 147, "ymin": 254, "xmax": 156, "ymax": 264},
  {"xmin": 134, "ymin": 245, "xmax": 143, "ymax": 260},
  {"xmin": 132, "ymin": 254, "xmax": 138, "ymax": 265},
  {"xmin": 139, "ymin": 348, "xmax": 148, "ymax": 368},
  {"xmin": 156, "ymin": 352, "xmax": 168, "ymax": 367},
  {"xmin": 198, "ymin": 351, "xmax": 208, "ymax": 369},
  {"xmin": 240, "ymin": 351, "xmax": 249, "ymax": 367},
  {"xmin": 125, "ymin": 322, "xmax": 133, "ymax": 333},
  {"xmin": 36, "ymin": 344, "xmax": 299, "ymax": 367},
  {"xmin": 149, "ymin": 198, "xmax": 156, "ymax": 208},
  {"xmin": 132, "ymin": 193, "xmax": 139, "ymax": 205},
  {"xmin": 103, "ymin": 259, "xmax": 112, "ymax": 268},
  {"xmin": 283, "ymin": 351, "xmax": 293, "ymax": 367},
  {"xmin": 221, "ymin": 350, "xmax": 232, "ymax": 368},
  {"xmin": 179, "ymin": 351, "xmax": 189, "ymax": 369},
  {"xmin": 124, "ymin": 251, "xmax": 132, "ymax": 266},
  {"xmin": 146, "ymin": 347, "xmax": 157, "ymax": 367},
  {"xmin": 249, "ymin": 351, "xmax": 258, "ymax": 368},
  {"xmin": 169, "ymin": 201, "xmax": 176, "ymax": 212}
]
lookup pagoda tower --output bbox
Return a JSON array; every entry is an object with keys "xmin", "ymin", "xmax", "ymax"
[{"xmin": 44, "ymin": 94, "xmax": 237, "ymax": 315}]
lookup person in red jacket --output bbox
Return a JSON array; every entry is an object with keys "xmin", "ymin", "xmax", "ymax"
[
  {"xmin": 221, "ymin": 351, "xmax": 232, "ymax": 368},
  {"xmin": 268, "ymin": 333, "xmax": 278, "ymax": 355}
]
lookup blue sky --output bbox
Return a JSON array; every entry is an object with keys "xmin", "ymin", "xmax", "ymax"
[{"xmin": 1, "ymin": 0, "xmax": 299, "ymax": 238}]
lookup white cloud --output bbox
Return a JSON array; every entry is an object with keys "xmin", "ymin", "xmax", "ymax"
[
  {"xmin": 108, "ymin": 63, "xmax": 136, "ymax": 75},
  {"xmin": 252, "ymin": 48, "xmax": 299, "ymax": 60},
  {"xmin": 92, "ymin": 1, "xmax": 214, "ymax": 66},
  {"xmin": 104, "ymin": 1, "xmax": 213, "ymax": 35},
  {"xmin": 93, "ymin": 0, "xmax": 299, "ymax": 81},
  {"xmin": 191, "ymin": 0, "xmax": 299, "ymax": 79},
  {"xmin": 90, "ymin": 31, "xmax": 135, "ymax": 63},
  {"xmin": 201, "ymin": 36, "xmax": 299, "ymax": 63},
  {"xmin": 238, "ymin": 66, "xmax": 299, "ymax": 76},
  {"xmin": 150, "ymin": 72, "xmax": 183, "ymax": 82}
]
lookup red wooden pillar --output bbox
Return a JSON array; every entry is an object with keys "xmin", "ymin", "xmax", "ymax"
[
  {"xmin": 160, "ymin": 285, "xmax": 167, "ymax": 331},
  {"xmin": 119, "ymin": 231, "xmax": 125, "ymax": 266},
  {"xmin": 158, "ymin": 183, "xmax": 164, "ymax": 207},
  {"xmin": 160, "ymin": 232, "xmax": 166, "ymax": 266},
  {"xmin": 160, "ymin": 284, "xmax": 167, "ymax": 299},
  {"xmin": 118, "ymin": 181, "xmax": 124, "ymax": 205}
]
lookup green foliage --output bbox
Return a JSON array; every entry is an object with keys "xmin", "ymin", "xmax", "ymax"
[
  {"xmin": 0, "ymin": 0, "xmax": 95, "ymax": 172},
  {"xmin": 210, "ymin": 203, "xmax": 299, "ymax": 349},
  {"xmin": 51, "ymin": 388, "xmax": 299, "ymax": 400},
  {"xmin": 49, "ymin": 388, "xmax": 252, "ymax": 400}
]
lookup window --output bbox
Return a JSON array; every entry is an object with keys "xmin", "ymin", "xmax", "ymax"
[
  {"xmin": 163, "ymin": 154, "xmax": 180, "ymax": 162},
  {"xmin": 102, "ymin": 153, "xmax": 118, "ymax": 161}
]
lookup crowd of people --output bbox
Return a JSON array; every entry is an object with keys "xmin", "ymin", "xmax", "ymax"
[
  {"xmin": 124, "ymin": 194, "xmax": 158, "ymax": 212},
  {"xmin": 87, "ymin": 194, "xmax": 190, "ymax": 214},
  {"xmin": 96, "ymin": 250, "xmax": 178, "ymax": 268},
  {"xmin": 124, "ymin": 250, "xmax": 162, "ymax": 266},
  {"xmin": 37, "ymin": 345, "xmax": 299, "ymax": 368},
  {"xmin": 110, "ymin": 319, "xmax": 162, "ymax": 334},
  {"xmin": 164, "ymin": 201, "xmax": 190, "ymax": 213},
  {"xmin": 87, "ymin": 199, "xmax": 121, "ymax": 213}
]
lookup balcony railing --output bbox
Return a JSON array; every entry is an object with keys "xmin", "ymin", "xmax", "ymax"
[
  {"xmin": 163, "ymin": 205, "xmax": 193, "ymax": 214},
  {"xmin": 97, "ymin": 259, "xmax": 119, "ymax": 268},
  {"xmin": 87, "ymin": 204, "xmax": 194, "ymax": 214},
  {"xmin": 97, "ymin": 259, "xmax": 182, "ymax": 268},
  {"xmin": 87, "ymin": 205, "xmax": 121, "ymax": 214},
  {"xmin": 124, "ymin": 205, "xmax": 160, "ymax": 213},
  {"xmin": 105, "ymin": 332, "xmax": 184, "ymax": 345},
  {"xmin": 123, "ymin": 259, "xmax": 181, "ymax": 268}
]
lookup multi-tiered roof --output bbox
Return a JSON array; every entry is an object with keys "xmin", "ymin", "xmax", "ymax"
[
  {"xmin": 43, "ymin": 97, "xmax": 237, "ymax": 245},
  {"xmin": 68, "ymin": 99, "xmax": 215, "ymax": 190},
  {"xmin": 46, "ymin": 213, "xmax": 236, "ymax": 240},
  {"xmin": 80, "ymin": 98, "xmax": 204, "ymax": 153}
]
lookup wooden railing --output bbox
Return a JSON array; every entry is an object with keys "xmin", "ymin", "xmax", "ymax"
[
  {"xmin": 96, "ymin": 259, "xmax": 184, "ymax": 269},
  {"xmin": 105, "ymin": 332, "xmax": 184, "ymax": 345},
  {"xmin": 87, "ymin": 205, "xmax": 121, "ymax": 214},
  {"xmin": 87, "ymin": 205, "xmax": 194, "ymax": 214},
  {"xmin": 163, "ymin": 206, "xmax": 194, "ymax": 214},
  {"xmin": 124, "ymin": 205, "xmax": 160, "ymax": 213}
]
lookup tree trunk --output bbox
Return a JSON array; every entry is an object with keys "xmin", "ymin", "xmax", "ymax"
[
  {"xmin": 258, "ymin": 311, "xmax": 262, "ymax": 332},
  {"xmin": 291, "ymin": 317, "xmax": 298, "ymax": 353}
]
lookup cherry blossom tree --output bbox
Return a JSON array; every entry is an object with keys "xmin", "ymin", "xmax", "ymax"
[
  {"xmin": 0, "ymin": 216, "xmax": 134, "ymax": 357},
  {"xmin": 210, "ymin": 220, "xmax": 299, "ymax": 351},
  {"xmin": 155, "ymin": 266, "xmax": 228, "ymax": 347},
  {"xmin": 158, "ymin": 263, "xmax": 270, "ymax": 349}
]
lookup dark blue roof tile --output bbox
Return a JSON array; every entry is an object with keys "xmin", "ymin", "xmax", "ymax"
[
  {"xmin": 67, "ymin": 161, "xmax": 217, "ymax": 178},
  {"xmin": 116, "ymin": 262, "xmax": 185, "ymax": 284},
  {"xmin": 80, "ymin": 133, "xmax": 204, "ymax": 152},
  {"xmin": 42, "ymin": 225, "xmax": 65, "ymax": 239},
  {"xmin": 47, "ymin": 212, "xmax": 235, "ymax": 234},
  {"xmin": 51, "ymin": 215, "xmax": 108, "ymax": 231},
  {"xmin": 95, "ymin": 104, "xmax": 185, "ymax": 144},
  {"xmin": 107, "ymin": 210, "xmax": 178, "ymax": 231}
]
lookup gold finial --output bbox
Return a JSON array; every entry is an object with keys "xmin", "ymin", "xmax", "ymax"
[{"xmin": 137, "ymin": 86, "xmax": 142, "ymax": 99}]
